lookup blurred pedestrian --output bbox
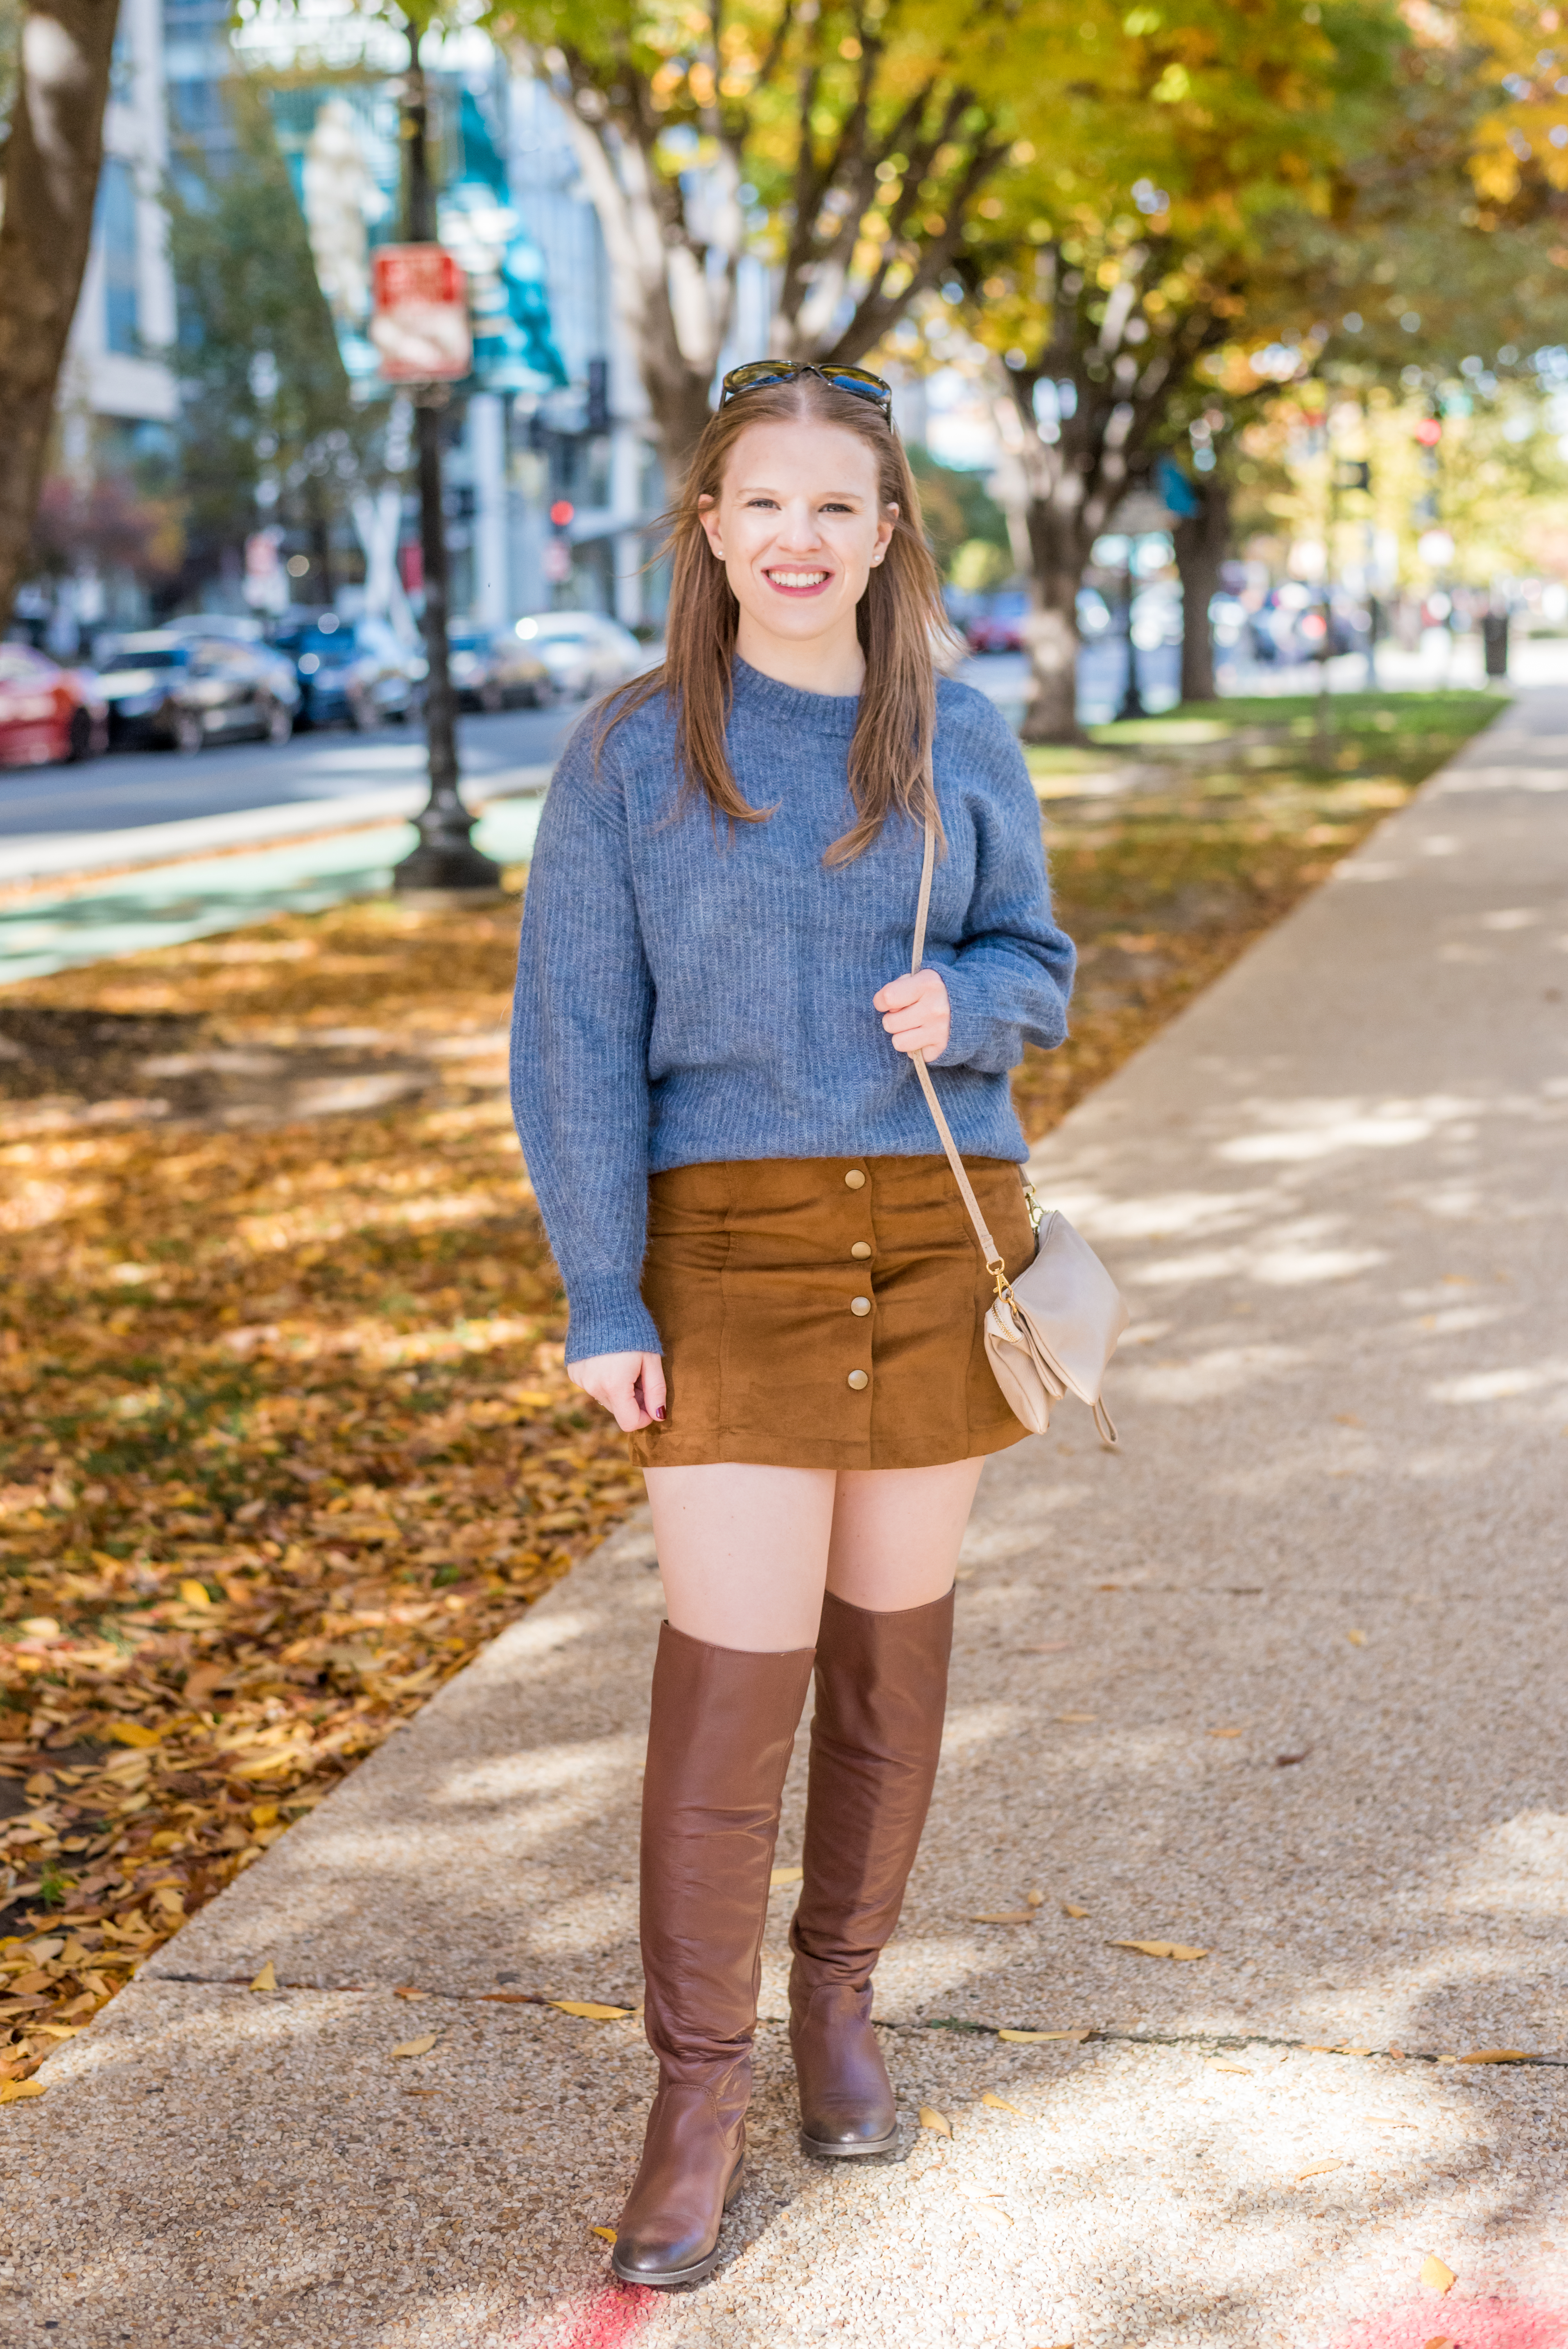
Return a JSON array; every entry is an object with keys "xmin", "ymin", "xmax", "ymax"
[{"xmin": 510, "ymin": 362, "xmax": 1075, "ymax": 2288}]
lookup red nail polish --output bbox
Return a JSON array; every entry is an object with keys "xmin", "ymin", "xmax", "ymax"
[{"xmin": 655, "ymin": 1405, "xmax": 667, "ymax": 1421}]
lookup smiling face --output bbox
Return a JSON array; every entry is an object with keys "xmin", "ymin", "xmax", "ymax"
[{"xmin": 697, "ymin": 416, "xmax": 897, "ymax": 693}]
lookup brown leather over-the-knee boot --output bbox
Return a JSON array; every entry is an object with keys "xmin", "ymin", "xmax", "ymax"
[
  {"xmin": 612, "ymin": 1624, "xmax": 814, "ymax": 2289},
  {"xmin": 788, "ymin": 1585, "xmax": 953, "ymax": 2158}
]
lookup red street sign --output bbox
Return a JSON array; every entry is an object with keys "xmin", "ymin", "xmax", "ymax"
[{"xmin": 371, "ymin": 244, "xmax": 471, "ymax": 383}]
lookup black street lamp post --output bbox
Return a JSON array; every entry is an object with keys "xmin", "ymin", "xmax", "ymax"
[
  {"xmin": 1116, "ymin": 535, "xmax": 1147, "ymax": 722},
  {"xmin": 391, "ymin": 19, "xmax": 502, "ymax": 905}
]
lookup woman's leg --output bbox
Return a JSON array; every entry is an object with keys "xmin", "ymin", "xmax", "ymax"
[
  {"xmin": 614, "ymin": 1465, "xmax": 829, "ymax": 2286},
  {"xmin": 644, "ymin": 1462, "xmax": 838, "ymax": 1649},
  {"xmin": 790, "ymin": 1457, "xmax": 986, "ymax": 2157}
]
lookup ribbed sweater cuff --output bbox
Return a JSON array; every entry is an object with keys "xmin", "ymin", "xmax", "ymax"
[
  {"xmin": 929, "ymin": 962, "xmax": 1002, "ymax": 1070},
  {"xmin": 564, "ymin": 1279, "xmax": 663, "ymax": 1369}
]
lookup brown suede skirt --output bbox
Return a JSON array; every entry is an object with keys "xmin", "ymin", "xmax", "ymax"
[{"xmin": 626, "ymin": 1154, "xmax": 1037, "ymax": 1473}]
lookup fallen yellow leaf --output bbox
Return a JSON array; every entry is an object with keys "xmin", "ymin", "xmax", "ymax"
[
  {"xmin": 918, "ymin": 2105, "xmax": 952, "ymax": 2137},
  {"xmin": 1062, "ymin": 1903, "xmax": 1088, "ymax": 1918},
  {"xmin": 981, "ymin": 2091, "xmax": 1020, "ymax": 2113},
  {"xmin": 1420, "ymin": 2255, "xmax": 1456, "ymax": 2294},
  {"xmin": 1297, "ymin": 2159, "xmax": 1345, "ymax": 2181},
  {"xmin": 1206, "ymin": 1728, "xmax": 1242, "ymax": 1739},
  {"xmin": 998, "ymin": 2028, "xmax": 1091, "ymax": 2044},
  {"xmin": 179, "ymin": 1579, "xmax": 213, "ymax": 1609},
  {"xmin": 1111, "ymin": 1940, "xmax": 1209, "ymax": 1961},
  {"xmin": 1347, "ymin": 1629, "xmax": 1368, "ymax": 1647},
  {"xmin": 0, "ymin": 2080, "xmax": 47, "ymax": 2103},
  {"xmin": 1457, "ymin": 2048, "xmax": 1532, "ymax": 2064},
  {"xmin": 550, "ymin": 2000, "xmax": 634, "ymax": 2021},
  {"xmin": 590, "ymin": 2225, "xmax": 617, "ymax": 2244},
  {"xmin": 249, "ymin": 1960, "xmax": 277, "ymax": 1992},
  {"xmin": 391, "ymin": 2033, "xmax": 440, "ymax": 2058},
  {"xmin": 769, "ymin": 1865, "xmax": 803, "ymax": 1888},
  {"xmin": 972, "ymin": 1910, "xmax": 1037, "ymax": 1925},
  {"xmin": 1208, "ymin": 2061, "xmax": 1251, "ymax": 2074},
  {"xmin": 1424, "ymin": 2338, "xmax": 1453, "ymax": 2349},
  {"xmin": 105, "ymin": 1722, "xmax": 162, "ymax": 1749}
]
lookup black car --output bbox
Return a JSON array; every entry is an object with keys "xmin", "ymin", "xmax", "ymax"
[
  {"xmin": 97, "ymin": 633, "xmax": 295, "ymax": 753},
  {"xmin": 272, "ymin": 612, "xmax": 424, "ymax": 730}
]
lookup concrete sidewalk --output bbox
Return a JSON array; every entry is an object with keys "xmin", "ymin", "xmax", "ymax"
[{"xmin": 2, "ymin": 693, "xmax": 1565, "ymax": 2349}]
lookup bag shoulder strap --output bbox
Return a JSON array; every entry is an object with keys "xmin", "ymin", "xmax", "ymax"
[{"xmin": 910, "ymin": 800, "xmax": 1007, "ymax": 1281}]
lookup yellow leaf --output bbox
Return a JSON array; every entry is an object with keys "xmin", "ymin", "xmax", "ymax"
[
  {"xmin": 550, "ymin": 2000, "xmax": 633, "ymax": 2021},
  {"xmin": 1062, "ymin": 1903, "xmax": 1088, "ymax": 1918},
  {"xmin": 769, "ymin": 1865, "xmax": 803, "ymax": 1888},
  {"xmin": 972, "ymin": 1910, "xmax": 1037, "ymax": 1925},
  {"xmin": 1111, "ymin": 1940, "xmax": 1209, "ymax": 1961},
  {"xmin": 33, "ymin": 2025, "xmax": 81, "ymax": 2039},
  {"xmin": 391, "ymin": 2033, "xmax": 440, "ymax": 2058},
  {"xmin": 0, "ymin": 2080, "xmax": 47, "ymax": 2103},
  {"xmin": 249, "ymin": 1961, "xmax": 277, "ymax": 1992},
  {"xmin": 981, "ymin": 2091, "xmax": 1020, "ymax": 2113},
  {"xmin": 1425, "ymin": 2338, "xmax": 1453, "ymax": 2349},
  {"xmin": 918, "ymin": 2105, "xmax": 952, "ymax": 2137},
  {"xmin": 1207, "ymin": 1728, "xmax": 1242, "ymax": 1739},
  {"xmin": 999, "ymin": 2027, "xmax": 1091, "ymax": 2044},
  {"xmin": 590, "ymin": 2225, "xmax": 618, "ymax": 2244},
  {"xmin": 1208, "ymin": 2061, "xmax": 1251, "ymax": 2074},
  {"xmin": 1457, "ymin": 2048, "xmax": 1532, "ymax": 2064},
  {"xmin": 105, "ymin": 1722, "xmax": 162, "ymax": 1749},
  {"xmin": 179, "ymin": 1580, "xmax": 213, "ymax": 1609},
  {"xmin": 1347, "ymin": 1629, "xmax": 1368, "ymax": 1647},
  {"xmin": 1297, "ymin": 2159, "xmax": 1345, "ymax": 2180},
  {"xmin": 1420, "ymin": 2256, "xmax": 1456, "ymax": 2294}
]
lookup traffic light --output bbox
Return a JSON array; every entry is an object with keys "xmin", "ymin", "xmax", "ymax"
[{"xmin": 1414, "ymin": 418, "xmax": 1442, "ymax": 448}]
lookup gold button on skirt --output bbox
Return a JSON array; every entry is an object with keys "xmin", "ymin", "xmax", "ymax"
[{"xmin": 627, "ymin": 1154, "xmax": 1037, "ymax": 1472}]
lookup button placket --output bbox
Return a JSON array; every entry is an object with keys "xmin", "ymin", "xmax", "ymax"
[{"xmin": 840, "ymin": 1163, "xmax": 873, "ymax": 1391}]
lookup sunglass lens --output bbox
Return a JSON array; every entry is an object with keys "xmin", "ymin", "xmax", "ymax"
[
  {"xmin": 723, "ymin": 364, "xmax": 792, "ymax": 398},
  {"xmin": 821, "ymin": 367, "xmax": 892, "ymax": 408}
]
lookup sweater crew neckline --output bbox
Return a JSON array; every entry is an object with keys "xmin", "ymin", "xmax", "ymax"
[{"xmin": 730, "ymin": 654, "xmax": 862, "ymax": 737}]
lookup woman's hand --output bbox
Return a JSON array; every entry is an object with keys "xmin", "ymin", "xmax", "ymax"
[
  {"xmin": 873, "ymin": 967, "xmax": 951, "ymax": 1060},
  {"xmin": 568, "ymin": 1351, "xmax": 667, "ymax": 1432}
]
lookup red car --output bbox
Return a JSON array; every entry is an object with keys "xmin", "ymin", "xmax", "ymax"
[{"xmin": 0, "ymin": 642, "xmax": 107, "ymax": 768}]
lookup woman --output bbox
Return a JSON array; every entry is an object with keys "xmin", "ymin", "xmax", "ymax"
[{"xmin": 509, "ymin": 360, "xmax": 1075, "ymax": 2289}]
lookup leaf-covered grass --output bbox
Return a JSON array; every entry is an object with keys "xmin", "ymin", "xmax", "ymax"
[{"xmin": 0, "ymin": 687, "xmax": 1504, "ymax": 2078}]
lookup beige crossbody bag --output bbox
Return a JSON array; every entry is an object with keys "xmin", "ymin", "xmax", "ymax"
[{"xmin": 910, "ymin": 808, "xmax": 1129, "ymax": 1447}]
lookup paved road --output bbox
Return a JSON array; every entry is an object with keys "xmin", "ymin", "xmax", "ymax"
[
  {"xmin": 5, "ymin": 690, "xmax": 1563, "ymax": 2347},
  {"xmin": 0, "ymin": 699, "xmax": 574, "ymax": 840},
  {"xmin": 0, "ymin": 645, "xmax": 1187, "ymax": 847}
]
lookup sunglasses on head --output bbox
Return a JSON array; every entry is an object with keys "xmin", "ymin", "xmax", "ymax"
[{"xmin": 720, "ymin": 360, "xmax": 894, "ymax": 417}]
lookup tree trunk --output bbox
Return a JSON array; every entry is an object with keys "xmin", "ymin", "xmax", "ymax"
[
  {"xmin": 0, "ymin": 0, "xmax": 122, "ymax": 634},
  {"xmin": 1018, "ymin": 498, "xmax": 1090, "ymax": 745},
  {"xmin": 1174, "ymin": 479, "xmax": 1229, "ymax": 706}
]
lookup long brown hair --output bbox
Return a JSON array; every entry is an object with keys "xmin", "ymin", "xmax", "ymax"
[{"xmin": 597, "ymin": 373, "xmax": 957, "ymax": 865}]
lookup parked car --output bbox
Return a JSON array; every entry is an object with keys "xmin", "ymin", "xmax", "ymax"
[
  {"xmin": 163, "ymin": 615, "xmax": 302, "ymax": 723},
  {"xmin": 95, "ymin": 632, "xmax": 295, "ymax": 753},
  {"xmin": 447, "ymin": 626, "xmax": 554, "ymax": 711},
  {"xmin": 962, "ymin": 591, "xmax": 1028, "ymax": 654},
  {"xmin": 512, "ymin": 610, "xmax": 645, "ymax": 698},
  {"xmin": 0, "ymin": 643, "xmax": 106, "ymax": 768},
  {"xmin": 272, "ymin": 611, "xmax": 424, "ymax": 730}
]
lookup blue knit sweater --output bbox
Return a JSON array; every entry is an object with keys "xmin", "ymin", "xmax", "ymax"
[{"xmin": 509, "ymin": 659, "xmax": 1076, "ymax": 1363}]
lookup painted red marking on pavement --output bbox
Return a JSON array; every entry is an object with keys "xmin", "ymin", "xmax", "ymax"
[
  {"xmin": 1331, "ymin": 2298, "xmax": 1568, "ymax": 2349},
  {"xmin": 549, "ymin": 2282, "xmax": 659, "ymax": 2349}
]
